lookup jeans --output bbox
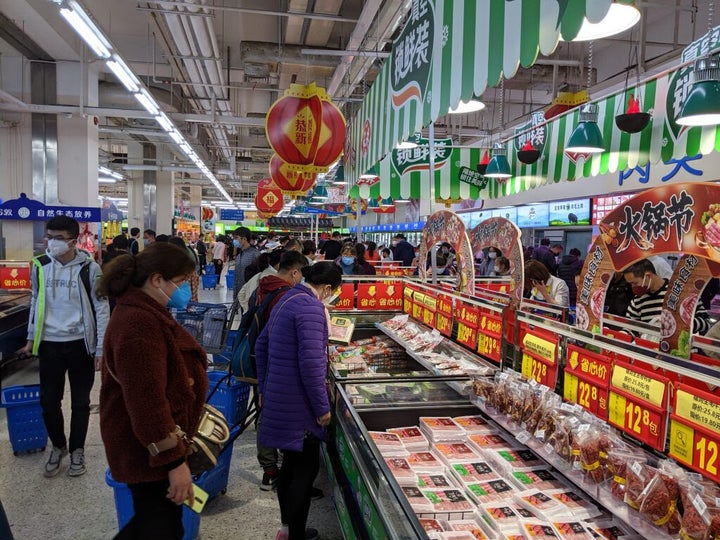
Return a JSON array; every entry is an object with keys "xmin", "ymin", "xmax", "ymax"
[
  {"xmin": 114, "ymin": 479, "xmax": 183, "ymax": 540},
  {"xmin": 38, "ymin": 340, "xmax": 95, "ymax": 452},
  {"xmin": 277, "ymin": 434, "xmax": 321, "ymax": 540}
]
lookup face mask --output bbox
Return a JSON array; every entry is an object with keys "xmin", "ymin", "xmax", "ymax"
[
  {"xmin": 233, "ymin": 239, "xmax": 241, "ymax": 248},
  {"xmin": 631, "ymin": 276, "xmax": 650, "ymax": 296},
  {"xmin": 48, "ymin": 238, "xmax": 73, "ymax": 258},
  {"xmin": 341, "ymin": 256, "xmax": 355, "ymax": 265},
  {"xmin": 143, "ymin": 239, "xmax": 150, "ymax": 246},
  {"xmin": 494, "ymin": 266, "xmax": 501, "ymax": 273},
  {"xmin": 161, "ymin": 280, "xmax": 192, "ymax": 310},
  {"xmin": 488, "ymin": 252, "xmax": 497, "ymax": 259}
]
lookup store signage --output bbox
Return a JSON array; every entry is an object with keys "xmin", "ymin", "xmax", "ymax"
[
  {"xmin": 608, "ymin": 362, "xmax": 669, "ymax": 451},
  {"xmin": 563, "ymin": 344, "xmax": 610, "ymax": 420},
  {"xmin": 218, "ymin": 209, "xmax": 245, "ymax": 222},
  {"xmin": 335, "ymin": 283, "xmax": 355, "ymax": 310},
  {"xmin": 592, "ymin": 195, "xmax": 632, "ymax": 225},
  {"xmin": 458, "ymin": 166, "xmax": 488, "ymax": 189},
  {"xmin": 421, "ymin": 289, "xmax": 437, "ymax": 327},
  {"xmin": 403, "ymin": 285, "xmax": 418, "ymax": 315},
  {"xmin": 0, "ymin": 193, "xmax": 101, "ymax": 222},
  {"xmin": 0, "ymin": 267, "xmax": 30, "ymax": 290},
  {"xmin": 456, "ymin": 301, "xmax": 480, "ymax": 350},
  {"xmin": 513, "ymin": 111, "xmax": 547, "ymax": 154},
  {"xmin": 356, "ymin": 282, "xmax": 403, "ymax": 311},
  {"xmin": 477, "ymin": 312, "xmax": 502, "ymax": 364},
  {"xmin": 548, "ymin": 198, "xmax": 590, "ymax": 227},
  {"xmin": 391, "ymin": 136, "xmax": 453, "ymax": 177},
  {"xmin": 490, "ymin": 208, "xmax": 517, "ymax": 224},
  {"xmin": 520, "ymin": 325, "xmax": 558, "ymax": 388},
  {"xmin": 435, "ymin": 293, "xmax": 453, "ymax": 337},
  {"xmin": 669, "ymin": 384, "xmax": 720, "ymax": 483},
  {"xmin": 516, "ymin": 204, "xmax": 549, "ymax": 228}
]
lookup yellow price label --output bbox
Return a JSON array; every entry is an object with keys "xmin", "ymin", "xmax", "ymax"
[
  {"xmin": 611, "ymin": 365, "xmax": 665, "ymax": 408},
  {"xmin": 608, "ymin": 392, "xmax": 627, "ymax": 430},
  {"xmin": 564, "ymin": 372, "xmax": 579, "ymax": 403},
  {"xmin": 521, "ymin": 353, "xmax": 549, "ymax": 385},
  {"xmin": 669, "ymin": 419, "xmax": 695, "ymax": 467},
  {"xmin": 522, "ymin": 333, "xmax": 556, "ymax": 364},
  {"xmin": 675, "ymin": 389, "xmax": 720, "ymax": 433}
]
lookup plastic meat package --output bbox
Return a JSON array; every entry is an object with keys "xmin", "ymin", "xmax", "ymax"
[
  {"xmin": 384, "ymin": 457, "xmax": 416, "ymax": 485},
  {"xmin": 368, "ymin": 431, "xmax": 406, "ymax": 456},
  {"xmin": 623, "ymin": 461, "xmax": 656, "ymax": 511},
  {"xmin": 513, "ymin": 489, "xmax": 565, "ymax": 519},
  {"xmin": 636, "ymin": 460, "xmax": 684, "ymax": 534},
  {"xmin": 407, "ymin": 451, "xmax": 446, "ymax": 473},
  {"xmin": 451, "ymin": 461, "xmax": 499, "ymax": 485},
  {"xmin": 481, "ymin": 503, "xmax": 522, "ymax": 533},
  {"xmin": 381, "ymin": 314, "xmax": 410, "ymax": 332},
  {"xmin": 419, "ymin": 517, "xmax": 446, "ymax": 533},
  {"xmin": 550, "ymin": 520, "xmax": 595, "ymax": 540},
  {"xmin": 531, "ymin": 394, "xmax": 563, "ymax": 442},
  {"xmin": 485, "ymin": 448, "xmax": 545, "ymax": 472},
  {"xmin": 468, "ymin": 433, "xmax": 511, "ymax": 452},
  {"xmin": 678, "ymin": 481, "xmax": 720, "ymax": 540},
  {"xmin": 420, "ymin": 488, "xmax": 476, "ymax": 515},
  {"xmin": 606, "ymin": 448, "xmax": 645, "ymax": 501},
  {"xmin": 575, "ymin": 425, "xmax": 618, "ymax": 484},
  {"xmin": 417, "ymin": 473, "xmax": 458, "ymax": 490},
  {"xmin": 434, "ymin": 442, "xmax": 482, "ymax": 464},
  {"xmin": 443, "ymin": 518, "xmax": 494, "ymax": 540},
  {"xmin": 519, "ymin": 520, "xmax": 560, "ymax": 539},
  {"xmin": 387, "ymin": 425, "xmax": 429, "ymax": 451},
  {"xmin": 420, "ymin": 417, "xmax": 465, "ymax": 442},
  {"xmin": 465, "ymin": 478, "xmax": 517, "ymax": 504},
  {"xmin": 453, "ymin": 415, "xmax": 494, "ymax": 435},
  {"xmin": 547, "ymin": 489, "xmax": 601, "ymax": 520},
  {"xmin": 509, "ymin": 469, "xmax": 566, "ymax": 492}
]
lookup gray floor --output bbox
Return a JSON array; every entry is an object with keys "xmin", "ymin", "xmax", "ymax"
[{"xmin": 0, "ymin": 265, "xmax": 343, "ymax": 540}]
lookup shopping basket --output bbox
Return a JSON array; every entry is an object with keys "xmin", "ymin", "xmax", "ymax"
[
  {"xmin": 206, "ymin": 370, "xmax": 251, "ymax": 426},
  {"xmin": 174, "ymin": 302, "xmax": 229, "ymax": 353},
  {"xmin": 1, "ymin": 385, "xmax": 48, "ymax": 455}
]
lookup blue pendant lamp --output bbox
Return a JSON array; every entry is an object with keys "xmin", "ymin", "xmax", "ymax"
[
  {"xmin": 484, "ymin": 143, "xmax": 512, "ymax": 179},
  {"xmin": 380, "ymin": 197, "xmax": 395, "ymax": 207},
  {"xmin": 368, "ymin": 197, "xmax": 380, "ymax": 209},
  {"xmin": 677, "ymin": 54, "xmax": 720, "ymax": 126},
  {"xmin": 566, "ymin": 103, "xmax": 605, "ymax": 153}
]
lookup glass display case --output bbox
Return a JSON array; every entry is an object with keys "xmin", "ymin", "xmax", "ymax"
[{"xmin": 0, "ymin": 290, "xmax": 31, "ymax": 365}]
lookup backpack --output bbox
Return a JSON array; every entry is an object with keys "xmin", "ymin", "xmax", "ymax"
[{"xmin": 230, "ymin": 286, "xmax": 289, "ymax": 383}]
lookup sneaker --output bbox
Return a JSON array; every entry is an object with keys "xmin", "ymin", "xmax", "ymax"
[
  {"xmin": 310, "ymin": 486, "xmax": 324, "ymax": 501},
  {"xmin": 67, "ymin": 448, "xmax": 86, "ymax": 477},
  {"xmin": 44, "ymin": 446, "xmax": 68, "ymax": 477},
  {"xmin": 304, "ymin": 528, "xmax": 319, "ymax": 540},
  {"xmin": 260, "ymin": 467, "xmax": 279, "ymax": 491}
]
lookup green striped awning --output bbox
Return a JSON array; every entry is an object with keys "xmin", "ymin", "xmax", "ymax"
[{"xmin": 346, "ymin": 0, "xmax": 617, "ymax": 183}]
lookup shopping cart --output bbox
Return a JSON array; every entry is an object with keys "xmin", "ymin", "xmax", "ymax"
[{"xmin": 173, "ymin": 300, "xmax": 241, "ymax": 366}]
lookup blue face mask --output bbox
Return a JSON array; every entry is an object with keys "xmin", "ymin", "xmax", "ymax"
[
  {"xmin": 233, "ymin": 239, "xmax": 241, "ymax": 248},
  {"xmin": 341, "ymin": 256, "xmax": 355, "ymax": 265},
  {"xmin": 164, "ymin": 281, "xmax": 192, "ymax": 310}
]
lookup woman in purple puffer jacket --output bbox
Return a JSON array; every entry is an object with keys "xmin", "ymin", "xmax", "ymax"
[{"xmin": 255, "ymin": 261, "xmax": 342, "ymax": 540}]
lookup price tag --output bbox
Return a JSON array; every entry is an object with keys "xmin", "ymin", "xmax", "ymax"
[
  {"xmin": 437, "ymin": 294, "xmax": 453, "ymax": 317},
  {"xmin": 565, "ymin": 344, "xmax": 611, "ymax": 387},
  {"xmin": 457, "ymin": 302, "xmax": 480, "ymax": 329},
  {"xmin": 335, "ymin": 283, "xmax": 355, "ymax": 310},
  {"xmin": 521, "ymin": 353, "xmax": 556, "ymax": 388},
  {"xmin": 563, "ymin": 372, "xmax": 609, "ymax": 420},
  {"xmin": 422, "ymin": 306, "xmax": 435, "ymax": 327},
  {"xmin": 412, "ymin": 301, "xmax": 423, "ymax": 322},
  {"xmin": 674, "ymin": 385, "xmax": 720, "ymax": 433},
  {"xmin": 611, "ymin": 364, "xmax": 666, "ymax": 408},
  {"xmin": 670, "ymin": 417, "xmax": 720, "ymax": 484},
  {"xmin": 403, "ymin": 296, "xmax": 412, "ymax": 315},
  {"xmin": 435, "ymin": 312, "xmax": 452, "ymax": 337},
  {"xmin": 477, "ymin": 333, "xmax": 501, "ymax": 363},
  {"xmin": 521, "ymin": 328, "xmax": 557, "ymax": 365},
  {"xmin": 608, "ymin": 391, "xmax": 666, "ymax": 451},
  {"xmin": 457, "ymin": 322, "xmax": 478, "ymax": 350}
]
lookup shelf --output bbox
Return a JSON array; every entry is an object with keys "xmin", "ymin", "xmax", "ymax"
[{"xmin": 474, "ymin": 401, "xmax": 675, "ymax": 540}]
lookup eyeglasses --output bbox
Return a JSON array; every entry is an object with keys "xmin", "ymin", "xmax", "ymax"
[{"xmin": 46, "ymin": 235, "xmax": 74, "ymax": 241}]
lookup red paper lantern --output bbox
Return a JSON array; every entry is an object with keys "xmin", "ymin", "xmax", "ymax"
[
  {"xmin": 314, "ymin": 98, "xmax": 346, "ymax": 168},
  {"xmin": 269, "ymin": 154, "xmax": 317, "ymax": 195},
  {"xmin": 255, "ymin": 178, "xmax": 284, "ymax": 215}
]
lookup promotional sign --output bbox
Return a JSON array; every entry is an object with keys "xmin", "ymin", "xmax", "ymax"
[
  {"xmin": 607, "ymin": 362, "xmax": 669, "ymax": 451},
  {"xmin": 548, "ymin": 198, "xmax": 591, "ymax": 226},
  {"xmin": 458, "ymin": 166, "xmax": 489, "ymax": 189},
  {"xmin": 577, "ymin": 183, "xmax": 720, "ymax": 340},
  {"xmin": 456, "ymin": 301, "xmax": 480, "ymax": 351},
  {"xmin": 392, "ymin": 136, "xmax": 453, "ymax": 177},
  {"xmin": 420, "ymin": 289, "xmax": 438, "ymax": 328},
  {"xmin": 436, "ymin": 293, "xmax": 453, "ymax": 337},
  {"xmin": 477, "ymin": 311, "xmax": 502, "ymax": 364},
  {"xmin": 0, "ymin": 193, "xmax": 101, "ymax": 222},
  {"xmin": 563, "ymin": 344, "xmax": 611, "ymax": 420},
  {"xmin": 356, "ymin": 282, "xmax": 403, "ymax": 311},
  {"xmin": 0, "ymin": 267, "xmax": 30, "ymax": 290},
  {"xmin": 467, "ymin": 217, "xmax": 524, "ymax": 308},
  {"xmin": 669, "ymin": 383, "xmax": 720, "ymax": 484},
  {"xmin": 403, "ymin": 285, "xmax": 415, "ymax": 315},
  {"xmin": 592, "ymin": 195, "xmax": 632, "ymax": 226},
  {"xmin": 335, "ymin": 283, "xmax": 355, "ymax": 310},
  {"xmin": 490, "ymin": 208, "xmax": 517, "ymax": 224},
  {"xmin": 516, "ymin": 204, "xmax": 549, "ymax": 228},
  {"xmin": 418, "ymin": 210, "xmax": 475, "ymax": 295},
  {"xmin": 520, "ymin": 324, "xmax": 559, "ymax": 388},
  {"xmin": 513, "ymin": 111, "xmax": 547, "ymax": 155}
]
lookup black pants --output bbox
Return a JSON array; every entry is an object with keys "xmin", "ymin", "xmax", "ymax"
[
  {"xmin": 114, "ymin": 479, "xmax": 183, "ymax": 540},
  {"xmin": 277, "ymin": 435, "xmax": 321, "ymax": 540},
  {"xmin": 38, "ymin": 340, "xmax": 95, "ymax": 452},
  {"xmin": 212, "ymin": 259, "xmax": 223, "ymax": 283}
]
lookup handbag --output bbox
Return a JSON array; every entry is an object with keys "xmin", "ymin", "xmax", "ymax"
[{"xmin": 186, "ymin": 403, "xmax": 230, "ymax": 475}]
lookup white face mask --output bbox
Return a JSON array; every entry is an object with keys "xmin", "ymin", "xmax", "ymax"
[{"xmin": 48, "ymin": 238, "xmax": 73, "ymax": 258}]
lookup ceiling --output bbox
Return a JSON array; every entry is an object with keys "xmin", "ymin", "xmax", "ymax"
[{"xmin": 0, "ymin": 0, "xmax": 712, "ymax": 205}]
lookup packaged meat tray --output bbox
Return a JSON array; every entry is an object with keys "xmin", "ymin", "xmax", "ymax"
[
  {"xmin": 420, "ymin": 417, "xmax": 466, "ymax": 441},
  {"xmin": 584, "ymin": 522, "xmax": 639, "ymax": 540},
  {"xmin": 513, "ymin": 490, "xmax": 565, "ymax": 518},
  {"xmin": 481, "ymin": 503, "xmax": 522, "ymax": 532},
  {"xmin": 519, "ymin": 520, "xmax": 560, "ymax": 539},
  {"xmin": 468, "ymin": 433, "xmax": 512, "ymax": 452},
  {"xmin": 368, "ymin": 431, "xmax": 406, "ymax": 456},
  {"xmin": 444, "ymin": 518, "xmax": 495, "ymax": 540},
  {"xmin": 550, "ymin": 521, "xmax": 594, "ymax": 540},
  {"xmin": 417, "ymin": 473, "xmax": 458, "ymax": 490},
  {"xmin": 451, "ymin": 461, "xmax": 498, "ymax": 484},
  {"xmin": 434, "ymin": 442, "xmax": 481, "ymax": 463},
  {"xmin": 419, "ymin": 489, "xmax": 477, "ymax": 518},
  {"xmin": 508, "ymin": 469, "xmax": 566, "ymax": 491},
  {"xmin": 485, "ymin": 448, "xmax": 545, "ymax": 472},
  {"xmin": 419, "ymin": 517, "xmax": 446, "ymax": 533},
  {"xmin": 407, "ymin": 451, "xmax": 446, "ymax": 473},
  {"xmin": 453, "ymin": 415, "xmax": 494, "ymax": 435},
  {"xmin": 387, "ymin": 426, "xmax": 429, "ymax": 450},
  {"xmin": 427, "ymin": 532, "xmax": 479, "ymax": 540},
  {"xmin": 402, "ymin": 485, "xmax": 434, "ymax": 513},
  {"xmin": 547, "ymin": 489, "xmax": 600, "ymax": 520},
  {"xmin": 466, "ymin": 479, "xmax": 517, "ymax": 504},
  {"xmin": 384, "ymin": 457, "xmax": 415, "ymax": 485}
]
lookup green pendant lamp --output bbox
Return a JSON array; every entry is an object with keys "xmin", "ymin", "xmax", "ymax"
[
  {"xmin": 310, "ymin": 185, "xmax": 328, "ymax": 201},
  {"xmin": 566, "ymin": 103, "xmax": 605, "ymax": 153},
  {"xmin": 677, "ymin": 53, "xmax": 720, "ymax": 126},
  {"xmin": 368, "ymin": 197, "xmax": 380, "ymax": 209},
  {"xmin": 380, "ymin": 197, "xmax": 395, "ymax": 207},
  {"xmin": 484, "ymin": 143, "xmax": 512, "ymax": 179}
]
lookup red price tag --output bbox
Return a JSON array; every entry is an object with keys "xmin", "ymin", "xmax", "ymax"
[
  {"xmin": 670, "ymin": 417, "xmax": 720, "ymax": 484},
  {"xmin": 608, "ymin": 390, "xmax": 667, "ymax": 451},
  {"xmin": 412, "ymin": 302, "xmax": 423, "ymax": 321},
  {"xmin": 477, "ymin": 333, "xmax": 501, "ymax": 363},
  {"xmin": 436, "ymin": 313, "xmax": 452, "ymax": 337},
  {"xmin": 335, "ymin": 283, "xmax": 355, "ymax": 310},
  {"xmin": 437, "ymin": 294, "xmax": 453, "ymax": 317},
  {"xmin": 457, "ymin": 302, "xmax": 480, "ymax": 329},
  {"xmin": 521, "ymin": 353, "xmax": 557, "ymax": 387},
  {"xmin": 403, "ymin": 297, "xmax": 412, "ymax": 315},
  {"xmin": 564, "ymin": 372, "xmax": 609, "ymax": 420},
  {"xmin": 456, "ymin": 322, "xmax": 478, "ymax": 350},
  {"xmin": 356, "ymin": 282, "xmax": 404, "ymax": 311},
  {"xmin": 0, "ymin": 267, "xmax": 30, "ymax": 290},
  {"xmin": 565, "ymin": 344, "xmax": 611, "ymax": 386}
]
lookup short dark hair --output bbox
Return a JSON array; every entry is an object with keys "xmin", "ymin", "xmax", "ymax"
[
  {"xmin": 623, "ymin": 259, "xmax": 657, "ymax": 278},
  {"xmin": 331, "ymin": 231, "xmax": 340, "ymax": 238},
  {"xmin": 96, "ymin": 243, "xmax": 194, "ymax": 298},
  {"xmin": 167, "ymin": 237, "xmax": 186, "ymax": 250},
  {"xmin": 394, "ymin": 234, "xmax": 406, "ymax": 240},
  {"xmin": 112, "ymin": 235, "xmax": 129, "ymax": 249},
  {"xmin": 143, "ymin": 229, "xmax": 156, "ymax": 238},
  {"xmin": 301, "ymin": 261, "xmax": 342, "ymax": 289},
  {"xmin": 540, "ymin": 238, "xmax": 551, "ymax": 246},
  {"xmin": 302, "ymin": 240, "xmax": 317, "ymax": 255},
  {"xmin": 155, "ymin": 234, "xmax": 170, "ymax": 242},
  {"xmin": 552, "ymin": 244, "xmax": 563, "ymax": 250},
  {"xmin": 278, "ymin": 250, "xmax": 309, "ymax": 272},
  {"xmin": 46, "ymin": 216, "xmax": 79, "ymax": 238},
  {"xmin": 285, "ymin": 239, "xmax": 303, "ymax": 252},
  {"xmin": 496, "ymin": 256, "xmax": 510, "ymax": 272},
  {"xmin": 130, "ymin": 227, "xmax": 140, "ymax": 237},
  {"xmin": 234, "ymin": 227, "xmax": 251, "ymax": 240},
  {"xmin": 569, "ymin": 248, "xmax": 581, "ymax": 257}
]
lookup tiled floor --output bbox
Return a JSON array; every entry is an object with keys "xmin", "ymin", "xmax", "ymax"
[{"xmin": 0, "ymin": 264, "xmax": 343, "ymax": 540}]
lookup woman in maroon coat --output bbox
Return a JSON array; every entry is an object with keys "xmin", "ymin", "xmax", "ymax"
[{"xmin": 97, "ymin": 243, "xmax": 208, "ymax": 540}]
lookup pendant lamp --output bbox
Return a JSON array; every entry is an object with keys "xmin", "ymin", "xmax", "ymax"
[
  {"xmin": 310, "ymin": 185, "xmax": 328, "ymax": 200},
  {"xmin": 448, "ymin": 100, "xmax": 485, "ymax": 114},
  {"xmin": 484, "ymin": 143, "xmax": 512, "ymax": 179},
  {"xmin": 380, "ymin": 197, "xmax": 395, "ymax": 207},
  {"xmin": 570, "ymin": 2, "xmax": 641, "ymax": 42},
  {"xmin": 677, "ymin": 54, "xmax": 720, "ymax": 126},
  {"xmin": 566, "ymin": 41, "xmax": 605, "ymax": 154}
]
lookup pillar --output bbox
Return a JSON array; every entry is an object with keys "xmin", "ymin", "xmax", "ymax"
[{"xmin": 155, "ymin": 146, "xmax": 175, "ymax": 235}]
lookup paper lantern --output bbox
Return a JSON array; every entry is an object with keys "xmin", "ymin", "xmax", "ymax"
[
  {"xmin": 255, "ymin": 178, "xmax": 284, "ymax": 215},
  {"xmin": 313, "ymin": 98, "xmax": 346, "ymax": 168},
  {"xmin": 269, "ymin": 154, "xmax": 317, "ymax": 194}
]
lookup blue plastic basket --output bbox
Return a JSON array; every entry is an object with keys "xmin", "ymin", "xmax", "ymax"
[
  {"xmin": 105, "ymin": 469, "xmax": 200, "ymax": 539},
  {"xmin": 225, "ymin": 272, "xmax": 234, "ymax": 289},
  {"xmin": 202, "ymin": 274, "xmax": 217, "ymax": 290},
  {"xmin": 1, "ymin": 385, "xmax": 48, "ymax": 454},
  {"xmin": 206, "ymin": 371, "xmax": 250, "ymax": 426},
  {"xmin": 196, "ymin": 425, "xmax": 240, "ymax": 499},
  {"xmin": 204, "ymin": 264, "xmax": 215, "ymax": 275}
]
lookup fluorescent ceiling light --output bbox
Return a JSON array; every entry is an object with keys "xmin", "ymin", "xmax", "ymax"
[
  {"xmin": 98, "ymin": 166, "xmax": 123, "ymax": 179},
  {"xmin": 155, "ymin": 112, "xmax": 173, "ymax": 132},
  {"xmin": 448, "ymin": 100, "xmax": 485, "ymax": 114},
  {"xmin": 106, "ymin": 58, "xmax": 139, "ymax": 93},
  {"xmin": 359, "ymin": 173, "xmax": 378, "ymax": 180},
  {"xmin": 98, "ymin": 177, "xmax": 117, "ymax": 183},
  {"xmin": 570, "ymin": 3, "xmax": 641, "ymax": 42},
  {"xmin": 59, "ymin": 4, "xmax": 111, "ymax": 59},
  {"xmin": 134, "ymin": 89, "xmax": 159, "ymax": 116},
  {"xmin": 169, "ymin": 130, "xmax": 183, "ymax": 145}
]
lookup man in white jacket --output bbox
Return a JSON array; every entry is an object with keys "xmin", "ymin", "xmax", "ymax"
[{"xmin": 17, "ymin": 216, "xmax": 110, "ymax": 478}]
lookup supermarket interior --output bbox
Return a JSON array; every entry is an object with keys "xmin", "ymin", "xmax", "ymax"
[{"xmin": 5, "ymin": 1, "xmax": 720, "ymax": 539}]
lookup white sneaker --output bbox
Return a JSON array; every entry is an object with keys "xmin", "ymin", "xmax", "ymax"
[
  {"xmin": 67, "ymin": 448, "xmax": 86, "ymax": 477},
  {"xmin": 44, "ymin": 446, "xmax": 68, "ymax": 477}
]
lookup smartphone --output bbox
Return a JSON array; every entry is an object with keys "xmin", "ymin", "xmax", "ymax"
[{"xmin": 184, "ymin": 483, "xmax": 209, "ymax": 513}]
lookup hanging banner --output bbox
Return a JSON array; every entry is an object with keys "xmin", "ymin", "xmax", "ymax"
[
  {"xmin": 418, "ymin": 210, "xmax": 475, "ymax": 295},
  {"xmin": 576, "ymin": 183, "xmax": 720, "ymax": 337},
  {"xmin": 0, "ymin": 193, "xmax": 101, "ymax": 222},
  {"xmin": 467, "ymin": 217, "xmax": 524, "ymax": 308}
]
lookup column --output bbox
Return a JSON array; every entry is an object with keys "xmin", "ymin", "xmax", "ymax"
[{"xmin": 155, "ymin": 146, "xmax": 175, "ymax": 235}]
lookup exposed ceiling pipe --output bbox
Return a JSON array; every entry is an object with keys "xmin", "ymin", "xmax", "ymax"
[{"xmin": 122, "ymin": 164, "xmax": 201, "ymax": 173}]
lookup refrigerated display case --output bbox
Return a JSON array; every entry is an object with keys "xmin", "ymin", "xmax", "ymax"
[{"xmin": 0, "ymin": 291, "xmax": 31, "ymax": 367}]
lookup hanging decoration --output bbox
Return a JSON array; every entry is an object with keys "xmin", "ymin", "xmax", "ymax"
[
  {"xmin": 476, "ymin": 151, "xmax": 490, "ymax": 175},
  {"xmin": 254, "ymin": 177, "xmax": 284, "ymax": 216},
  {"xmin": 269, "ymin": 154, "xmax": 317, "ymax": 194},
  {"xmin": 615, "ymin": 36, "xmax": 652, "ymax": 134},
  {"xmin": 265, "ymin": 82, "xmax": 346, "ymax": 174},
  {"xmin": 436, "ymin": 197, "xmax": 462, "ymax": 208},
  {"xmin": 517, "ymin": 140, "xmax": 542, "ymax": 165}
]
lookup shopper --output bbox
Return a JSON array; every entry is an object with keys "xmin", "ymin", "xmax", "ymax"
[
  {"xmin": 302, "ymin": 240, "xmax": 317, "ymax": 265},
  {"xmin": 379, "ymin": 247, "xmax": 393, "ymax": 264},
  {"xmin": 336, "ymin": 244, "xmax": 361, "ymax": 275},
  {"xmin": 623, "ymin": 259, "xmax": 710, "ymax": 335},
  {"xmin": 557, "ymin": 248, "xmax": 583, "ymax": 306},
  {"xmin": 494, "ymin": 256, "xmax": 511, "ymax": 276},
  {"xmin": 212, "ymin": 234, "xmax": 227, "ymax": 284},
  {"xmin": 17, "ymin": 215, "xmax": 110, "ymax": 478},
  {"xmin": 604, "ymin": 272, "xmax": 635, "ymax": 317},
  {"xmin": 391, "ymin": 233, "xmax": 415, "ymax": 267},
  {"xmin": 97, "ymin": 243, "xmax": 207, "ymax": 540},
  {"xmin": 237, "ymin": 249, "xmax": 283, "ymax": 313},
  {"xmin": 233, "ymin": 226, "xmax": 260, "ymax": 298},
  {"xmin": 285, "ymin": 238, "xmax": 303, "ymax": 253},
  {"xmin": 104, "ymin": 235, "xmax": 129, "ymax": 265},
  {"xmin": 525, "ymin": 259, "xmax": 570, "ymax": 307},
  {"xmin": 319, "ymin": 231, "xmax": 342, "ymax": 261},
  {"xmin": 168, "ymin": 237, "xmax": 199, "ymax": 302},
  {"xmin": 365, "ymin": 241, "xmax": 380, "ymax": 266},
  {"xmin": 478, "ymin": 247, "xmax": 500, "ymax": 276},
  {"xmin": 128, "ymin": 227, "xmax": 141, "ymax": 255},
  {"xmin": 195, "ymin": 235, "xmax": 207, "ymax": 273},
  {"xmin": 142, "ymin": 229, "xmax": 156, "ymax": 246},
  {"xmin": 532, "ymin": 238, "xmax": 558, "ymax": 275},
  {"xmin": 355, "ymin": 244, "xmax": 377, "ymax": 275},
  {"xmin": 256, "ymin": 262, "xmax": 341, "ymax": 540}
]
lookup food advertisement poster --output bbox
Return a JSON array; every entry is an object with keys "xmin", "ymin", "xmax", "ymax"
[
  {"xmin": 548, "ymin": 198, "xmax": 591, "ymax": 226},
  {"xmin": 576, "ymin": 183, "xmax": 720, "ymax": 349},
  {"xmin": 516, "ymin": 203, "xmax": 549, "ymax": 228},
  {"xmin": 467, "ymin": 217, "xmax": 524, "ymax": 308},
  {"xmin": 418, "ymin": 210, "xmax": 475, "ymax": 295}
]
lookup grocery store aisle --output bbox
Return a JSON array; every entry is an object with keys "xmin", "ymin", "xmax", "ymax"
[{"xmin": 0, "ymin": 266, "xmax": 343, "ymax": 540}]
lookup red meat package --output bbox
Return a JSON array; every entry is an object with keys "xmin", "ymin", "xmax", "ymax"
[
  {"xmin": 434, "ymin": 441, "xmax": 481, "ymax": 464},
  {"xmin": 636, "ymin": 460, "xmax": 684, "ymax": 535},
  {"xmin": 623, "ymin": 461, "xmax": 655, "ymax": 510},
  {"xmin": 387, "ymin": 426, "xmax": 429, "ymax": 450},
  {"xmin": 520, "ymin": 520, "xmax": 560, "ymax": 539},
  {"xmin": 678, "ymin": 481, "xmax": 720, "ymax": 540},
  {"xmin": 453, "ymin": 415, "xmax": 493, "ymax": 435},
  {"xmin": 384, "ymin": 457, "xmax": 416, "ymax": 485},
  {"xmin": 407, "ymin": 451, "xmax": 445, "ymax": 473},
  {"xmin": 420, "ymin": 417, "xmax": 465, "ymax": 441},
  {"xmin": 417, "ymin": 473, "xmax": 457, "ymax": 490},
  {"xmin": 550, "ymin": 521, "xmax": 594, "ymax": 540},
  {"xmin": 606, "ymin": 448, "xmax": 645, "ymax": 501},
  {"xmin": 468, "ymin": 433, "xmax": 511, "ymax": 452},
  {"xmin": 451, "ymin": 461, "xmax": 498, "ymax": 484},
  {"xmin": 575, "ymin": 426, "xmax": 617, "ymax": 484},
  {"xmin": 368, "ymin": 431, "xmax": 407, "ymax": 456}
]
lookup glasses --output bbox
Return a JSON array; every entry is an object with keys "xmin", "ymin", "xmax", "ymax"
[{"xmin": 46, "ymin": 235, "xmax": 74, "ymax": 241}]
